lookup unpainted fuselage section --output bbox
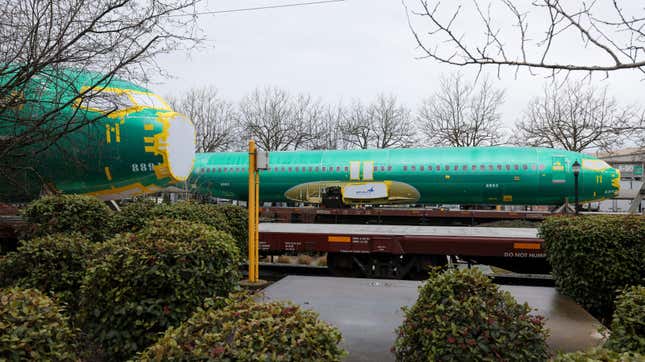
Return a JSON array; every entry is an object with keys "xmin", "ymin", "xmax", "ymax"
[{"xmin": 189, "ymin": 147, "xmax": 620, "ymax": 206}]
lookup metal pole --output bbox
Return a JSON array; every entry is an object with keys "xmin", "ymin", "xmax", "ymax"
[
  {"xmin": 574, "ymin": 173, "xmax": 579, "ymax": 215},
  {"xmin": 255, "ymin": 170, "xmax": 260, "ymax": 280},
  {"xmin": 248, "ymin": 140, "xmax": 257, "ymax": 282}
]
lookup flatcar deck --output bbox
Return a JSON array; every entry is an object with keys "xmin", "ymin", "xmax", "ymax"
[
  {"xmin": 260, "ymin": 223, "xmax": 538, "ymax": 238},
  {"xmin": 260, "ymin": 206, "xmax": 550, "ymax": 225}
]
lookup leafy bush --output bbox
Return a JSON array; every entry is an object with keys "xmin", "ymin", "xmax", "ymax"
[
  {"xmin": 393, "ymin": 268, "xmax": 549, "ymax": 362},
  {"xmin": 553, "ymin": 347, "xmax": 644, "ymax": 362},
  {"xmin": 79, "ymin": 219, "xmax": 241, "ymax": 360},
  {"xmin": 605, "ymin": 286, "xmax": 645, "ymax": 354},
  {"xmin": 111, "ymin": 198, "xmax": 158, "ymax": 233},
  {"xmin": 138, "ymin": 294, "xmax": 346, "ymax": 361},
  {"xmin": 112, "ymin": 201, "xmax": 248, "ymax": 256},
  {"xmin": 22, "ymin": 195, "xmax": 112, "ymax": 241},
  {"xmin": 0, "ymin": 287, "xmax": 78, "ymax": 361},
  {"xmin": 0, "ymin": 233, "xmax": 94, "ymax": 310},
  {"xmin": 540, "ymin": 215, "xmax": 644, "ymax": 321},
  {"xmin": 214, "ymin": 204, "xmax": 248, "ymax": 255}
]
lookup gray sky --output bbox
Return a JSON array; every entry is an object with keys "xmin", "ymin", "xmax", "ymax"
[{"xmin": 154, "ymin": 0, "xmax": 645, "ymax": 134}]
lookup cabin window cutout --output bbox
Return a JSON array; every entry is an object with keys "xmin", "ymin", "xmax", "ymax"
[
  {"xmin": 403, "ymin": 166, "xmax": 408, "ymax": 171},
  {"xmin": 336, "ymin": 166, "xmax": 341, "ymax": 172},
  {"xmin": 388, "ymin": 165, "xmax": 392, "ymax": 171},
  {"xmin": 471, "ymin": 165, "xmax": 476, "ymax": 171},
  {"xmin": 315, "ymin": 166, "xmax": 319, "ymax": 171},
  {"xmin": 350, "ymin": 161, "xmax": 361, "ymax": 180},
  {"xmin": 363, "ymin": 161, "xmax": 374, "ymax": 180},
  {"xmin": 322, "ymin": 166, "xmax": 326, "ymax": 171},
  {"xmin": 463, "ymin": 165, "xmax": 468, "ymax": 171},
  {"xmin": 480, "ymin": 165, "xmax": 485, "ymax": 171},
  {"xmin": 420, "ymin": 165, "xmax": 424, "ymax": 171},
  {"xmin": 497, "ymin": 164, "xmax": 502, "ymax": 170}
]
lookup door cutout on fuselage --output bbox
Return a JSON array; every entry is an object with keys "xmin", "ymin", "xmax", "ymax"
[{"xmin": 551, "ymin": 156, "xmax": 566, "ymax": 184}]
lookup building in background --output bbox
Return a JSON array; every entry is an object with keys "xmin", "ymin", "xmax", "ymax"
[{"xmin": 596, "ymin": 147, "xmax": 644, "ymax": 213}]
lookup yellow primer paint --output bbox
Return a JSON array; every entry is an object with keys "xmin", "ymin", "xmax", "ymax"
[
  {"xmin": 514, "ymin": 242, "xmax": 541, "ymax": 250},
  {"xmin": 144, "ymin": 124, "xmax": 154, "ymax": 131},
  {"xmin": 115, "ymin": 124, "xmax": 121, "ymax": 142},
  {"xmin": 445, "ymin": 175, "xmax": 451, "ymax": 180},
  {"xmin": 105, "ymin": 124, "xmax": 111, "ymax": 143},
  {"xmin": 85, "ymin": 182, "xmax": 162, "ymax": 199},
  {"xmin": 503, "ymin": 195, "xmax": 512, "ymax": 202},
  {"xmin": 328, "ymin": 235, "xmax": 351, "ymax": 243},
  {"xmin": 104, "ymin": 167, "xmax": 113, "ymax": 181}
]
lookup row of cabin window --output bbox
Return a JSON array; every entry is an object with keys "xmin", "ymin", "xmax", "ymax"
[{"xmin": 198, "ymin": 163, "xmax": 546, "ymax": 174}]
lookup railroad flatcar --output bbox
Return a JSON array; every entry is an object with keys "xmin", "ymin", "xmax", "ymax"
[{"xmin": 190, "ymin": 147, "xmax": 620, "ymax": 206}]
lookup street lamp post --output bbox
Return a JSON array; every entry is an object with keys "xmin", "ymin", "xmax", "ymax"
[{"xmin": 572, "ymin": 160, "xmax": 581, "ymax": 214}]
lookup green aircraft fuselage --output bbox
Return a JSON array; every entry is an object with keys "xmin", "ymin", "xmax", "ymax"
[
  {"xmin": 190, "ymin": 147, "xmax": 620, "ymax": 205},
  {"xmin": 0, "ymin": 67, "xmax": 195, "ymax": 201}
]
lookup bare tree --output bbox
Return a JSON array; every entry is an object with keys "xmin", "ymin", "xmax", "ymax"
[
  {"xmin": 339, "ymin": 101, "xmax": 372, "ymax": 149},
  {"xmin": 308, "ymin": 103, "xmax": 345, "ymax": 150},
  {"xmin": 167, "ymin": 87, "xmax": 240, "ymax": 152},
  {"xmin": 404, "ymin": 1, "xmax": 645, "ymax": 76},
  {"xmin": 514, "ymin": 81, "xmax": 638, "ymax": 152},
  {"xmin": 370, "ymin": 94, "xmax": 416, "ymax": 148},
  {"xmin": 0, "ymin": 0, "xmax": 199, "ymax": 196},
  {"xmin": 339, "ymin": 96, "xmax": 416, "ymax": 149},
  {"xmin": 239, "ymin": 87, "xmax": 323, "ymax": 151},
  {"xmin": 417, "ymin": 73, "xmax": 505, "ymax": 147}
]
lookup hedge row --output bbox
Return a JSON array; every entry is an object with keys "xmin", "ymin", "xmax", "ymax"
[
  {"xmin": 113, "ymin": 199, "xmax": 248, "ymax": 255},
  {"xmin": 540, "ymin": 215, "xmax": 644, "ymax": 322},
  {"xmin": 20, "ymin": 196, "xmax": 249, "ymax": 256}
]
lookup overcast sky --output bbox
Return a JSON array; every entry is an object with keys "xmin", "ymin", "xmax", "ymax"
[{"xmin": 153, "ymin": 0, "xmax": 645, "ymax": 134}]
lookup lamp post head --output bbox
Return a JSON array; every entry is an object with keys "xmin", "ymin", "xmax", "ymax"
[{"xmin": 572, "ymin": 160, "xmax": 581, "ymax": 176}]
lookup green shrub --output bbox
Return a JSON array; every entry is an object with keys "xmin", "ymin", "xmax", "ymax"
[
  {"xmin": 553, "ymin": 347, "xmax": 644, "ymax": 361},
  {"xmin": 0, "ymin": 233, "xmax": 94, "ymax": 310},
  {"xmin": 0, "ymin": 287, "xmax": 78, "ymax": 361},
  {"xmin": 214, "ymin": 204, "xmax": 248, "ymax": 255},
  {"xmin": 79, "ymin": 219, "xmax": 241, "ymax": 360},
  {"xmin": 22, "ymin": 195, "xmax": 112, "ymax": 241},
  {"xmin": 113, "ymin": 201, "xmax": 248, "ymax": 256},
  {"xmin": 605, "ymin": 286, "xmax": 645, "ymax": 354},
  {"xmin": 138, "ymin": 294, "xmax": 346, "ymax": 361},
  {"xmin": 393, "ymin": 268, "xmax": 549, "ymax": 362},
  {"xmin": 540, "ymin": 215, "xmax": 644, "ymax": 322},
  {"xmin": 111, "ymin": 198, "xmax": 159, "ymax": 233}
]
